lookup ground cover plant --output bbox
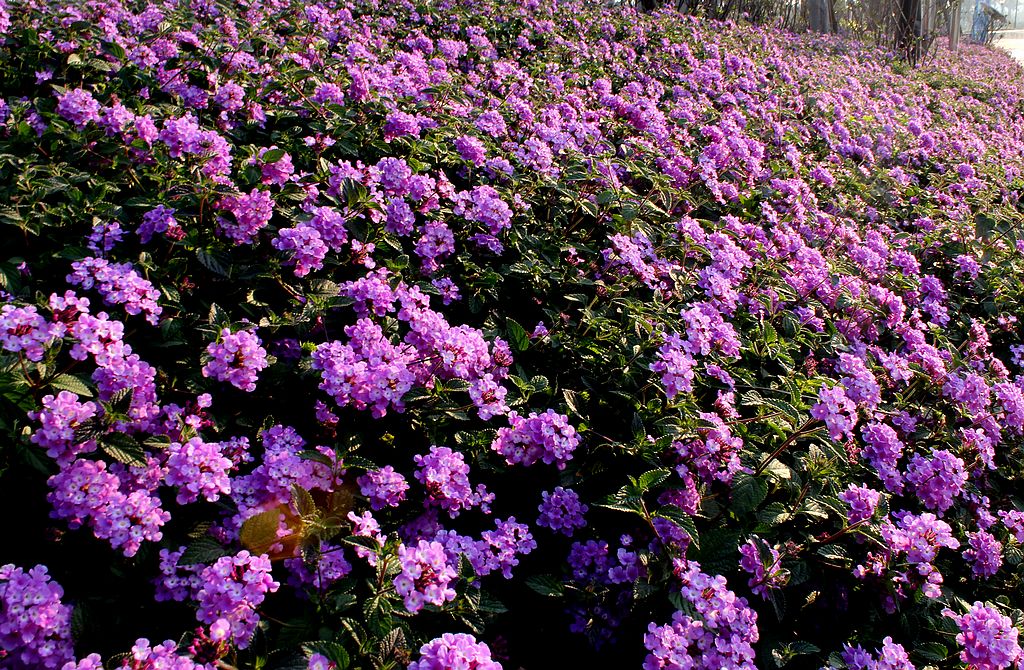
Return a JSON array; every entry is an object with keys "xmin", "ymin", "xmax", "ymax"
[{"xmin": 2, "ymin": 0, "xmax": 1024, "ymax": 667}]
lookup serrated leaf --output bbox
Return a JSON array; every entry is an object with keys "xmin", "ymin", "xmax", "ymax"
[
  {"xmin": 261, "ymin": 148, "xmax": 286, "ymax": 163},
  {"xmin": 196, "ymin": 249, "xmax": 229, "ymax": 276},
  {"xmin": 99, "ymin": 434, "xmax": 147, "ymax": 466},
  {"xmin": 297, "ymin": 450, "xmax": 335, "ymax": 466},
  {"xmin": 303, "ymin": 641, "xmax": 350, "ymax": 669},
  {"xmin": 654, "ymin": 504, "xmax": 700, "ymax": 550},
  {"xmin": 291, "ymin": 484, "xmax": 317, "ymax": 518},
  {"xmin": 341, "ymin": 535, "xmax": 381, "ymax": 551},
  {"xmin": 208, "ymin": 302, "xmax": 230, "ymax": 326},
  {"xmin": 178, "ymin": 537, "xmax": 229, "ymax": 565},
  {"xmin": 525, "ymin": 574, "xmax": 564, "ymax": 597},
  {"xmin": 506, "ymin": 318, "xmax": 530, "ymax": 352},
  {"xmin": 637, "ymin": 468, "xmax": 671, "ymax": 492},
  {"xmin": 915, "ymin": 642, "xmax": 948, "ymax": 662},
  {"xmin": 731, "ymin": 475, "xmax": 769, "ymax": 515},
  {"xmin": 240, "ymin": 508, "xmax": 290, "ymax": 556},
  {"xmin": 595, "ymin": 494, "xmax": 645, "ymax": 515},
  {"xmin": 49, "ymin": 374, "xmax": 93, "ymax": 398}
]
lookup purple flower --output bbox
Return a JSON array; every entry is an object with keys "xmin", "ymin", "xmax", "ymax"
[
  {"xmin": 393, "ymin": 540, "xmax": 457, "ymax": 613},
  {"xmin": 47, "ymin": 458, "xmax": 169, "ymax": 557},
  {"xmin": 137, "ymin": 205, "xmax": 180, "ymax": 244},
  {"xmin": 644, "ymin": 560, "xmax": 758, "ymax": 670},
  {"xmin": 67, "ymin": 257, "xmax": 162, "ymax": 325},
  {"xmin": 944, "ymin": 602, "xmax": 1022, "ymax": 670},
  {"xmin": 284, "ymin": 542, "xmax": 352, "ymax": 591},
  {"xmin": 1, "ymin": 304, "xmax": 62, "ymax": 361},
  {"xmin": 537, "ymin": 487, "xmax": 588, "ymax": 536},
  {"xmin": 164, "ymin": 437, "xmax": 233, "ymax": 504},
  {"xmin": 452, "ymin": 185, "xmax": 512, "ymax": 236},
  {"xmin": 218, "ymin": 190, "xmax": 274, "ymax": 245},
  {"xmin": 55, "ymin": 89, "xmax": 101, "ymax": 128},
  {"xmin": 840, "ymin": 484, "xmax": 881, "ymax": 524},
  {"xmin": 273, "ymin": 224, "xmax": 328, "ymax": 277},
  {"xmin": 738, "ymin": 536, "xmax": 787, "ymax": 598},
  {"xmin": 258, "ymin": 146, "xmax": 295, "ymax": 186},
  {"xmin": 0, "ymin": 564, "xmax": 74, "ymax": 669},
  {"xmin": 904, "ymin": 449, "xmax": 966, "ymax": 513},
  {"xmin": 408, "ymin": 633, "xmax": 501, "ymax": 670},
  {"xmin": 357, "ymin": 465, "xmax": 410, "ymax": 510},
  {"xmin": 202, "ymin": 328, "xmax": 269, "ymax": 392},
  {"xmin": 650, "ymin": 333, "xmax": 697, "ymax": 398},
  {"xmin": 29, "ymin": 391, "xmax": 97, "ymax": 467},
  {"xmin": 414, "ymin": 446, "xmax": 493, "ymax": 517},
  {"xmin": 810, "ymin": 385, "xmax": 858, "ymax": 441},
  {"xmin": 841, "ymin": 637, "xmax": 914, "ymax": 670},
  {"xmin": 475, "ymin": 110, "xmax": 507, "ymax": 137},
  {"xmin": 383, "ymin": 111, "xmax": 422, "ymax": 141},
  {"xmin": 491, "ymin": 409, "xmax": 579, "ymax": 469},
  {"xmin": 963, "ymin": 530, "xmax": 1003, "ymax": 579},
  {"xmin": 454, "ymin": 135, "xmax": 487, "ymax": 166},
  {"xmin": 195, "ymin": 551, "xmax": 279, "ymax": 648}
]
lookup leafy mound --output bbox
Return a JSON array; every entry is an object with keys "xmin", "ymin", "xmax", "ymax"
[{"xmin": 2, "ymin": 0, "xmax": 1024, "ymax": 668}]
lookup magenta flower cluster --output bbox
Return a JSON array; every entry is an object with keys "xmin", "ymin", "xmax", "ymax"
[
  {"xmin": 195, "ymin": 551, "xmax": 279, "ymax": 648},
  {"xmin": 202, "ymin": 328, "xmax": 269, "ymax": 392},
  {"xmin": 0, "ymin": 564, "xmax": 73, "ymax": 669},
  {"xmin": 407, "ymin": 633, "xmax": 502, "ymax": 670},
  {"xmin": 393, "ymin": 540, "xmax": 457, "ymax": 613},
  {"xmin": 490, "ymin": 409, "xmax": 579, "ymax": 469}
]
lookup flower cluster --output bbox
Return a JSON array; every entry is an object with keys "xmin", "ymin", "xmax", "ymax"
[
  {"xmin": 195, "ymin": 552, "xmax": 279, "ymax": 648},
  {"xmin": 643, "ymin": 560, "xmax": 758, "ymax": 670},
  {"xmin": 537, "ymin": 487, "xmax": 588, "ymax": 536},
  {"xmin": 66, "ymin": 257, "xmax": 162, "ymax": 325},
  {"xmin": 1, "ymin": 305, "xmax": 61, "ymax": 361},
  {"xmin": 491, "ymin": 410, "xmax": 579, "ymax": 469},
  {"xmin": 47, "ymin": 458, "xmax": 169, "ymax": 557},
  {"xmin": 202, "ymin": 329, "xmax": 269, "ymax": 392},
  {"xmin": 393, "ymin": 540, "xmax": 458, "ymax": 613},
  {"xmin": 413, "ymin": 446, "xmax": 493, "ymax": 517},
  {"xmin": 840, "ymin": 637, "xmax": 915, "ymax": 670},
  {"xmin": 357, "ymin": 466, "xmax": 409, "ymax": 511},
  {"xmin": 408, "ymin": 633, "xmax": 502, "ymax": 670},
  {"xmin": 737, "ymin": 536, "xmax": 788, "ymax": 598},
  {"xmin": 164, "ymin": 437, "xmax": 233, "ymax": 504},
  {"xmin": 0, "ymin": 564, "xmax": 73, "ymax": 669},
  {"xmin": 944, "ymin": 602, "xmax": 1022, "ymax": 670}
]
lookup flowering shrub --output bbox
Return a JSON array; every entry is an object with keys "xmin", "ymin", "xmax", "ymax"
[{"xmin": 2, "ymin": 0, "xmax": 1024, "ymax": 667}]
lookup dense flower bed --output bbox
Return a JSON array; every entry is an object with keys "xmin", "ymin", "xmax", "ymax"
[{"xmin": 2, "ymin": 0, "xmax": 1024, "ymax": 667}]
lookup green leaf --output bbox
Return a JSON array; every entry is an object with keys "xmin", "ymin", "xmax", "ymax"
[
  {"xmin": 196, "ymin": 249, "xmax": 229, "ymax": 276},
  {"xmin": 654, "ymin": 504, "xmax": 700, "ymax": 550},
  {"xmin": 341, "ymin": 535, "xmax": 381, "ymax": 551},
  {"xmin": 506, "ymin": 318, "xmax": 530, "ymax": 352},
  {"xmin": 303, "ymin": 641, "xmax": 350, "ymax": 669},
  {"xmin": 261, "ymin": 148, "xmax": 286, "ymax": 164},
  {"xmin": 915, "ymin": 642, "xmax": 948, "ymax": 662},
  {"xmin": 178, "ymin": 537, "xmax": 229, "ymax": 565},
  {"xmin": 636, "ymin": 468, "xmax": 671, "ymax": 492},
  {"xmin": 525, "ymin": 574, "xmax": 565, "ymax": 597},
  {"xmin": 99, "ymin": 433, "xmax": 147, "ymax": 466},
  {"xmin": 731, "ymin": 475, "xmax": 769, "ymax": 515},
  {"xmin": 208, "ymin": 302, "xmax": 230, "ymax": 326},
  {"xmin": 49, "ymin": 374, "xmax": 93, "ymax": 398},
  {"xmin": 291, "ymin": 484, "xmax": 317, "ymax": 518}
]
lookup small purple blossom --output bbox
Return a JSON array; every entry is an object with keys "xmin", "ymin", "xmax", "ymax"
[
  {"xmin": 537, "ymin": 487, "xmax": 588, "ymax": 536},
  {"xmin": 195, "ymin": 551, "xmax": 279, "ymax": 648},
  {"xmin": 202, "ymin": 328, "xmax": 269, "ymax": 392},
  {"xmin": 393, "ymin": 540, "xmax": 457, "ymax": 613},
  {"xmin": 408, "ymin": 633, "xmax": 501, "ymax": 670}
]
